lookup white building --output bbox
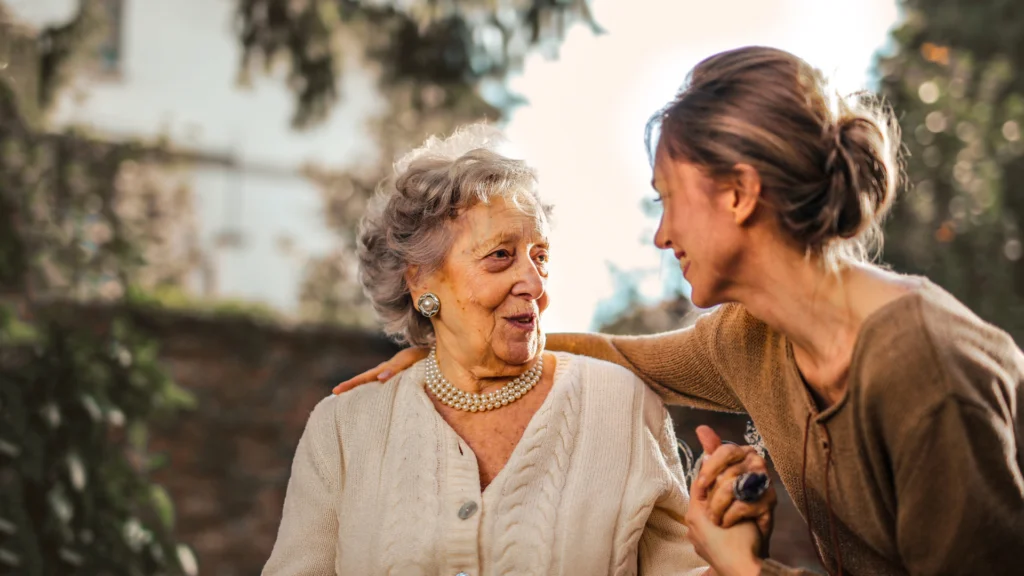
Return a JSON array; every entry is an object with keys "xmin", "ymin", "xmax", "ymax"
[{"xmin": 7, "ymin": 0, "xmax": 384, "ymax": 313}]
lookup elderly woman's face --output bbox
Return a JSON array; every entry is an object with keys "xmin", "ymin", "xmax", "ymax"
[{"xmin": 424, "ymin": 196, "xmax": 549, "ymax": 368}]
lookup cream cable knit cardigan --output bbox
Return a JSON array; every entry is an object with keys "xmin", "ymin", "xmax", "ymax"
[{"xmin": 263, "ymin": 352, "xmax": 706, "ymax": 576}]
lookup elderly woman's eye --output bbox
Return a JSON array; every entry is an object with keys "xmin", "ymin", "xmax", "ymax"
[
  {"xmin": 534, "ymin": 251, "xmax": 550, "ymax": 264},
  {"xmin": 491, "ymin": 249, "xmax": 512, "ymax": 259}
]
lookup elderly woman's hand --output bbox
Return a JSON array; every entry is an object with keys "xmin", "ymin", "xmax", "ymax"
[
  {"xmin": 691, "ymin": 426, "xmax": 777, "ymax": 548},
  {"xmin": 332, "ymin": 347, "xmax": 429, "ymax": 394}
]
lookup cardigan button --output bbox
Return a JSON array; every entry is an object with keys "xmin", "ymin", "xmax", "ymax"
[
  {"xmin": 457, "ymin": 501, "xmax": 478, "ymax": 519},
  {"xmin": 455, "ymin": 573, "xmax": 470, "ymax": 576}
]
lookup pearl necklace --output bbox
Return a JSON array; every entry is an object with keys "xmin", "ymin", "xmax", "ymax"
[{"xmin": 424, "ymin": 348, "xmax": 543, "ymax": 412}]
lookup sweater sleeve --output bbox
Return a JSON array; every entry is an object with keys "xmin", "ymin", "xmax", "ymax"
[
  {"xmin": 546, "ymin": 306, "xmax": 744, "ymax": 412},
  {"xmin": 263, "ymin": 398, "xmax": 340, "ymax": 576},
  {"xmin": 856, "ymin": 292, "xmax": 1024, "ymax": 575},
  {"xmin": 891, "ymin": 397, "xmax": 1024, "ymax": 574},
  {"xmin": 637, "ymin": 407, "xmax": 709, "ymax": 576}
]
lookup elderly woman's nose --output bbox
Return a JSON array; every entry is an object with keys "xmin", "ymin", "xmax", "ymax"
[{"xmin": 512, "ymin": 258, "xmax": 546, "ymax": 298}]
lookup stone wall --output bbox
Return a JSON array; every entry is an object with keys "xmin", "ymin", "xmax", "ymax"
[{"xmin": 129, "ymin": 308, "xmax": 399, "ymax": 576}]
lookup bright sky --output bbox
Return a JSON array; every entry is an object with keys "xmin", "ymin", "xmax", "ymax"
[{"xmin": 505, "ymin": 0, "xmax": 900, "ymax": 332}]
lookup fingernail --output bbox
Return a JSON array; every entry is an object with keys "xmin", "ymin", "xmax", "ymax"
[{"xmin": 377, "ymin": 370, "xmax": 392, "ymax": 381}]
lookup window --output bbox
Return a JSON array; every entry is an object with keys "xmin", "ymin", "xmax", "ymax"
[{"xmin": 92, "ymin": 0, "xmax": 124, "ymax": 78}]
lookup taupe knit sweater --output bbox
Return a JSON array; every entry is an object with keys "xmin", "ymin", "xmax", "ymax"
[
  {"xmin": 263, "ymin": 352, "xmax": 707, "ymax": 575},
  {"xmin": 552, "ymin": 279, "xmax": 1024, "ymax": 575}
]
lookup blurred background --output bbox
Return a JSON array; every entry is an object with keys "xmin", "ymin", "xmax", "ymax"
[{"xmin": 1, "ymin": 0, "xmax": 1022, "ymax": 574}]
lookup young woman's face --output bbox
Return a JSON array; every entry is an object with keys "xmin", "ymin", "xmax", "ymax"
[{"xmin": 651, "ymin": 145, "xmax": 748, "ymax": 308}]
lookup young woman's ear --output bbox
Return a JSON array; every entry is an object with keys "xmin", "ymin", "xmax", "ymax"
[{"xmin": 729, "ymin": 164, "xmax": 762, "ymax": 225}]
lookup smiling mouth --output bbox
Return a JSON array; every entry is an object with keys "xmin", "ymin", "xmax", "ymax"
[
  {"xmin": 674, "ymin": 251, "xmax": 691, "ymax": 275},
  {"xmin": 505, "ymin": 313, "xmax": 537, "ymax": 330}
]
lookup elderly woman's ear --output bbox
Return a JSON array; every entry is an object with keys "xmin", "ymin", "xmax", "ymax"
[
  {"xmin": 403, "ymin": 266, "xmax": 432, "ymax": 307},
  {"xmin": 405, "ymin": 265, "xmax": 423, "ymax": 300},
  {"xmin": 405, "ymin": 265, "xmax": 440, "ymax": 318}
]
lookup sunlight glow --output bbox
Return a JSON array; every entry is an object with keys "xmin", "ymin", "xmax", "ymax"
[{"xmin": 505, "ymin": 0, "xmax": 899, "ymax": 331}]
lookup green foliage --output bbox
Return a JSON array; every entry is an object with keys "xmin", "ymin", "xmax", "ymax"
[
  {"xmin": 878, "ymin": 0, "xmax": 1024, "ymax": 341},
  {"xmin": 235, "ymin": 0, "xmax": 601, "ymax": 128},
  {"xmin": 36, "ymin": 0, "xmax": 107, "ymax": 112},
  {"xmin": 0, "ymin": 313, "xmax": 193, "ymax": 575},
  {"xmin": 0, "ymin": 5, "xmax": 194, "ymax": 571}
]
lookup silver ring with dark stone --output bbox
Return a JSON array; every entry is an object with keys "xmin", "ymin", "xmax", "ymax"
[{"xmin": 733, "ymin": 471, "xmax": 771, "ymax": 503}]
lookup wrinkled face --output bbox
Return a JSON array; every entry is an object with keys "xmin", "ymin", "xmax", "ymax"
[
  {"xmin": 418, "ymin": 196, "xmax": 550, "ymax": 370},
  {"xmin": 652, "ymin": 144, "xmax": 745, "ymax": 308}
]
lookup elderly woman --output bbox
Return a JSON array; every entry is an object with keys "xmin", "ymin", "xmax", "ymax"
[{"xmin": 262, "ymin": 125, "xmax": 709, "ymax": 575}]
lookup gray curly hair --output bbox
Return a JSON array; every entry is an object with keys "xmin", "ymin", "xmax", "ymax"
[{"xmin": 357, "ymin": 124, "xmax": 551, "ymax": 346}]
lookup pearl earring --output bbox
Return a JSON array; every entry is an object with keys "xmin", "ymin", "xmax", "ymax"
[{"xmin": 417, "ymin": 292, "xmax": 440, "ymax": 318}]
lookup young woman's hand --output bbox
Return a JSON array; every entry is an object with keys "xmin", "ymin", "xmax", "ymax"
[
  {"xmin": 691, "ymin": 426, "xmax": 777, "ymax": 546},
  {"xmin": 332, "ymin": 347, "xmax": 429, "ymax": 394},
  {"xmin": 685, "ymin": 495, "xmax": 763, "ymax": 576}
]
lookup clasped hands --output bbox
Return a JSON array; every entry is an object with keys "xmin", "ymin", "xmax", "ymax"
[{"xmin": 688, "ymin": 425, "xmax": 777, "ymax": 576}]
